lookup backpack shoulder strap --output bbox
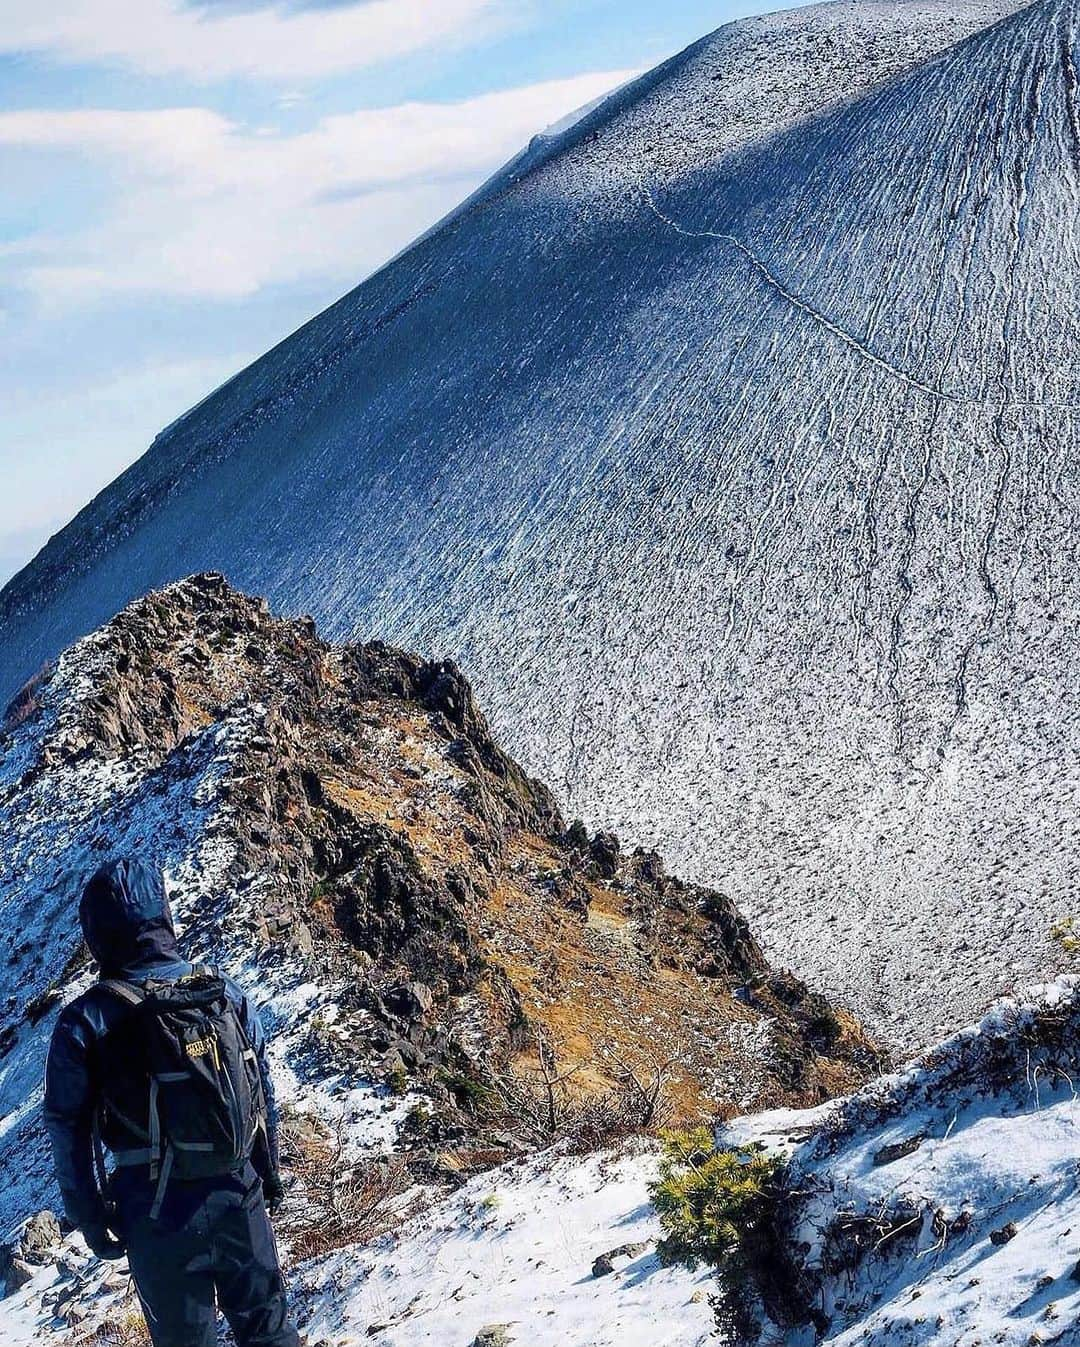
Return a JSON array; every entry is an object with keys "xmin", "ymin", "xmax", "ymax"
[{"xmin": 98, "ymin": 979, "xmax": 147, "ymax": 1007}]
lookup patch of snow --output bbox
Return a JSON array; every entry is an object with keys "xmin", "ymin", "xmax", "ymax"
[{"xmin": 297, "ymin": 1144, "xmax": 716, "ymax": 1347}]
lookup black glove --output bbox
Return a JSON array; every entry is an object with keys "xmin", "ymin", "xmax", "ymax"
[
  {"xmin": 263, "ymin": 1174, "xmax": 284, "ymax": 1218},
  {"xmin": 82, "ymin": 1217, "xmax": 126, "ymax": 1261}
]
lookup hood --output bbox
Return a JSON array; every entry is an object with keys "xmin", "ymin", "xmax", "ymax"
[{"xmin": 79, "ymin": 858, "xmax": 180, "ymax": 977}]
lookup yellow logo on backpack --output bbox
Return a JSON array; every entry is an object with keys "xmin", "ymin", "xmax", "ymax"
[{"xmin": 186, "ymin": 1034, "xmax": 221, "ymax": 1069}]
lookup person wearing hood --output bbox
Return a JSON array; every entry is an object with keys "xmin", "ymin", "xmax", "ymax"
[{"xmin": 44, "ymin": 858, "xmax": 298, "ymax": 1347}]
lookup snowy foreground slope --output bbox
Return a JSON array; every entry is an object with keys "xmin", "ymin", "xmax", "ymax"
[
  {"xmin": 3, "ymin": 971, "xmax": 1078, "ymax": 1346},
  {"xmin": 299, "ymin": 972, "xmax": 1080, "ymax": 1347},
  {"xmin": 728, "ymin": 978, "xmax": 1080, "ymax": 1345},
  {"xmin": 0, "ymin": 1146, "xmax": 718, "ymax": 1347},
  {"xmin": 4, "ymin": 0, "xmax": 1076, "ymax": 1050}
]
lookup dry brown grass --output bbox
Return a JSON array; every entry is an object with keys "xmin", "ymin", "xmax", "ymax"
[
  {"xmin": 65, "ymin": 1307, "xmax": 152, "ymax": 1347},
  {"xmin": 484, "ymin": 1029, "xmax": 681, "ymax": 1152},
  {"xmin": 483, "ymin": 848, "xmax": 761, "ymax": 1121},
  {"xmin": 320, "ymin": 708, "xmax": 475, "ymax": 873},
  {"xmin": 278, "ymin": 1110, "xmax": 422, "ymax": 1262}
]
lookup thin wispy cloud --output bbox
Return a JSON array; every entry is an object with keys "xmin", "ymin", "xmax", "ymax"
[{"xmin": 2, "ymin": 0, "xmax": 507, "ymax": 80}]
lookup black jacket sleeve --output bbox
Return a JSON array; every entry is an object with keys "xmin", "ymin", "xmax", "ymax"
[
  {"xmin": 236, "ymin": 989, "xmax": 281, "ymax": 1181},
  {"xmin": 43, "ymin": 1007, "xmax": 108, "ymax": 1232}
]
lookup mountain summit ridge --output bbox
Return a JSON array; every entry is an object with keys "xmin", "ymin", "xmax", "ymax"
[{"xmin": 0, "ymin": 0, "xmax": 1030, "ymax": 653}]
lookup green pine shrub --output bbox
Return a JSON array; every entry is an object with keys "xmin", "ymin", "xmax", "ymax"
[{"xmin": 649, "ymin": 1127, "xmax": 785, "ymax": 1273}]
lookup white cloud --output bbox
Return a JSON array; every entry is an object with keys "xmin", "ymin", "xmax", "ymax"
[
  {"xmin": 0, "ymin": 71, "xmax": 631, "ymax": 306},
  {"xmin": 1, "ymin": 0, "xmax": 506, "ymax": 81}
]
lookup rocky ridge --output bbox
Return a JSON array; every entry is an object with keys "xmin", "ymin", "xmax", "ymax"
[{"xmin": 0, "ymin": 574, "xmax": 876, "ymax": 1248}]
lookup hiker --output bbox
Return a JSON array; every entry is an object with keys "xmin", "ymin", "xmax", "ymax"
[{"xmin": 43, "ymin": 857, "xmax": 299, "ymax": 1347}]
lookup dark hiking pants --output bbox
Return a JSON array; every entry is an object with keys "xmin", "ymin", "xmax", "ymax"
[{"xmin": 114, "ymin": 1168, "xmax": 299, "ymax": 1347}]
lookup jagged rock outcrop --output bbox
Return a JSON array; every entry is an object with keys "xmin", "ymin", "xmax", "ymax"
[
  {"xmin": 0, "ymin": 574, "xmax": 876, "ymax": 1193},
  {"xmin": 0, "ymin": 1212, "xmax": 62, "ymax": 1296}
]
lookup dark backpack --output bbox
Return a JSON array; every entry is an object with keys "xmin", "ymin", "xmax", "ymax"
[{"xmin": 94, "ymin": 965, "xmax": 268, "ymax": 1219}]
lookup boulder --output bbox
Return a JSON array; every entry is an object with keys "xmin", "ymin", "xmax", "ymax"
[
  {"xmin": 589, "ymin": 832, "xmax": 621, "ymax": 879},
  {"xmin": 383, "ymin": 981, "xmax": 434, "ymax": 1021},
  {"xmin": 0, "ymin": 1209, "xmax": 62, "ymax": 1295},
  {"xmin": 591, "ymin": 1241, "xmax": 650, "ymax": 1277},
  {"xmin": 873, "ymin": 1135, "xmax": 924, "ymax": 1167},
  {"xmin": 471, "ymin": 1328, "xmax": 514, "ymax": 1347}
]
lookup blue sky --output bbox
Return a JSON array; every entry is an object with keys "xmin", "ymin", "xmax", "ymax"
[{"xmin": 1, "ymin": 0, "xmax": 804, "ymax": 584}]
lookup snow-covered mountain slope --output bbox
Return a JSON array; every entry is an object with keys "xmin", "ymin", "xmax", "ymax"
[
  {"xmin": 3, "ymin": 0, "xmax": 1077, "ymax": 1049},
  {"xmin": 726, "ymin": 977, "xmax": 1080, "ymax": 1345},
  {"xmin": 1, "ymin": 1143, "xmax": 720, "ymax": 1347},
  {"xmin": 0, "ymin": 576, "xmax": 873, "ymax": 1258}
]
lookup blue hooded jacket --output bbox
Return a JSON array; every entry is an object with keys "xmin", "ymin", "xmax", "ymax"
[{"xmin": 43, "ymin": 858, "xmax": 280, "ymax": 1232}]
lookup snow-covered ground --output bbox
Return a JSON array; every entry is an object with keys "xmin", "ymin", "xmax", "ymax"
[
  {"xmin": 298, "ymin": 1147, "xmax": 716, "ymax": 1347},
  {"xmin": 302, "ymin": 1016, "xmax": 1080, "ymax": 1347},
  {"xmin": 5, "ymin": 959, "xmax": 1079, "ymax": 1345},
  {"xmin": 0, "ymin": 1144, "xmax": 717, "ymax": 1347},
  {"xmin": 816, "ymin": 1090, "xmax": 1080, "ymax": 1347},
  {"xmin": 730, "ymin": 978, "xmax": 1080, "ymax": 1345},
  {"xmin": 3, "ymin": 0, "xmax": 1076, "ymax": 1051}
]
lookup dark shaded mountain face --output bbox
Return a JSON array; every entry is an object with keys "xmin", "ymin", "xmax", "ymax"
[{"xmin": 2, "ymin": 0, "xmax": 1076, "ymax": 1048}]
